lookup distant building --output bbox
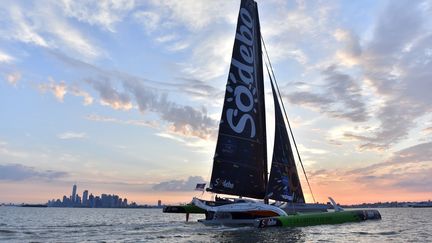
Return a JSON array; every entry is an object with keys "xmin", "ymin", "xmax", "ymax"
[
  {"xmin": 76, "ymin": 195, "xmax": 81, "ymax": 205},
  {"xmin": 158, "ymin": 200, "xmax": 162, "ymax": 207},
  {"xmin": 101, "ymin": 194, "xmax": 109, "ymax": 207},
  {"xmin": 82, "ymin": 190, "xmax": 88, "ymax": 206},
  {"xmin": 72, "ymin": 184, "xmax": 77, "ymax": 203},
  {"xmin": 113, "ymin": 195, "xmax": 119, "ymax": 208},
  {"xmin": 88, "ymin": 193, "xmax": 95, "ymax": 208},
  {"xmin": 95, "ymin": 196, "xmax": 101, "ymax": 207},
  {"xmin": 62, "ymin": 195, "xmax": 71, "ymax": 207}
]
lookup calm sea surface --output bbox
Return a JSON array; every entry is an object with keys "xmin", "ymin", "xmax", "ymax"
[{"xmin": 0, "ymin": 207, "xmax": 431, "ymax": 242}]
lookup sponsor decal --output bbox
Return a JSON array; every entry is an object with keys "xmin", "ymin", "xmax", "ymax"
[
  {"xmin": 259, "ymin": 218, "xmax": 277, "ymax": 228},
  {"xmin": 215, "ymin": 178, "xmax": 235, "ymax": 189},
  {"xmin": 225, "ymin": 6, "xmax": 258, "ymax": 138}
]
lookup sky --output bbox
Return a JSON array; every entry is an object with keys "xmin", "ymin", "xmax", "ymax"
[{"xmin": 0, "ymin": 0, "xmax": 431, "ymax": 205}]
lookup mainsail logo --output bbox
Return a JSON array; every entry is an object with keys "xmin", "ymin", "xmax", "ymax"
[
  {"xmin": 225, "ymin": 6, "xmax": 257, "ymax": 138},
  {"xmin": 215, "ymin": 178, "xmax": 234, "ymax": 189}
]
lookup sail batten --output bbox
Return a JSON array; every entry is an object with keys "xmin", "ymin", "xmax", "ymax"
[{"xmin": 208, "ymin": 0, "xmax": 267, "ymax": 199}]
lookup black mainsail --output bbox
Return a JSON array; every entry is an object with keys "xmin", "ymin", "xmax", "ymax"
[
  {"xmin": 208, "ymin": 0, "xmax": 267, "ymax": 199},
  {"xmin": 266, "ymin": 77, "xmax": 305, "ymax": 203}
]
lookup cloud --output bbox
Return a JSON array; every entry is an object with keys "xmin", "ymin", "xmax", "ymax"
[
  {"xmin": 5, "ymin": 72, "xmax": 21, "ymax": 86},
  {"xmin": 45, "ymin": 14, "xmax": 102, "ymax": 59},
  {"xmin": 123, "ymin": 79, "xmax": 216, "ymax": 139},
  {"xmin": 312, "ymin": 142, "xmax": 432, "ymax": 193},
  {"xmin": 180, "ymin": 31, "xmax": 233, "ymax": 80},
  {"xmin": 155, "ymin": 34, "xmax": 177, "ymax": 43},
  {"xmin": 59, "ymin": 0, "xmax": 135, "ymax": 32},
  {"xmin": 38, "ymin": 78, "xmax": 94, "ymax": 105},
  {"xmin": 156, "ymin": 132, "xmax": 186, "ymax": 144},
  {"xmin": 0, "ymin": 2, "xmax": 102, "ymax": 60},
  {"xmin": 0, "ymin": 50, "xmax": 15, "ymax": 63},
  {"xmin": 57, "ymin": 132, "xmax": 87, "ymax": 140},
  {"xmin": 38, "ymin": 78, "xmax": 67, "ymax": 102},
  {"xmin": 134, "ymin": 1, "xmax": 236, "ymax": 33},
  {"xmin": 133, "ymin": 11, "xmax": 161, "ymax": 33},
  {"xmin": 49, "ymin": 51, "xmax": 218, "ymax": 139},
  {"xmin": 259, "ymin": 1, "xmax": 336, "ymax": 64},
  {"xmin": 69, "ymin": 86, "xmax": 94, "ymax": 105},
  {"xmin": 85, "ymin": 114, "xmax": 158, "ymax": 128},
  {"xmin": 391, "ymin": 172, "xmax": 432, "ymax": 192},
  {"xmin": 152, "ymin": 176, "xmax": 206, "ymax": 191},
  {"xmin": 131, "ymin": 1, "xmax": 238, "ymax": 80},
  {"xmin": 353, "ymin": 164, "xmax": 432, "ymax": 193},
  {"xmin": 284, "ymin": 1, "xmax": 432, "ymax": 151},
  {"xmin": 345, "ymin": 100, "xmax": 426, "ymax": 151},
  {"xmin": 423, "ymin": 127, "xmax": 432, "ymax": 135},
  {"xmin": 333, "ymin": 29, "xmax": 362, "ymax": 67},
  {"xmin": 134, "ymin": 0, "xmax": 332, "ymax": 82},
  {"xmin": 335, "ymin": 1, "xmax": 432, "ymax": 150},
  {"xmin": 286, "ymin": 65, "xmax": 368, "ymax": 122},
  {"xmin": 0, "ymin": 141, "xmax": 28, "ymax": 158},
  {"xmin": 298, "ymin": 144, "xmax": 328, "ymax": 155},
  {"xmin": 87, "ymin": 78, "xmax": 133, "ymax": 110},
  {"xmin": 3, "ymin": 5, "xmax": 48, "ymax": 47},
  {"xmin": 352, "ymin": 141, "xmax": 432, "ymax": 173},
  {"xmin": 0, "ymin": 163, "xmax": 68, "ymax": 181},
  {"xmin": 171, "ymin": 78, "xmax": 221, "ymax": 100}
]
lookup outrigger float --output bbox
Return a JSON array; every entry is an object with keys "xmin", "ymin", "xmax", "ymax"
[{"xmin": 164, "ymin": 0, "xmax": 381, "ymax": 227}]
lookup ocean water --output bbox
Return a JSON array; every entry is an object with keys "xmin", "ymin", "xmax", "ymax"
[{"xmin": 0, "ymin": 207, "xmax": 431, "ymax": 242}]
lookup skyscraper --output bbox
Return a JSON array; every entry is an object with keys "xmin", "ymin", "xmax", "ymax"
[
  {"xmin": 76, "ymin": 194, "xmax": 81, "ymax": 205},
  {"xmin": 88, "ymin": 193, "xmax": 95, "ymax": 208},
  {"xmin": 71, "ymin": 184, "xmax": 77, "ymax": 203},
  {"xmin": 82, "ymin": 190, "xmax": 88, "ymax": 206}
]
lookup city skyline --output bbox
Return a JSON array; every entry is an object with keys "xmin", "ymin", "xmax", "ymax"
[
  {"xmin": 48, "ymin": 184, "xmax": 134, "ymax": 208},
  {"xmin": 1, "ymin": 0, "xmax": 432, "ymax": 205}
]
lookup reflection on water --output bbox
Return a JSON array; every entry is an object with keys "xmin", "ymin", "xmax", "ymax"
[
  {"xmin": 212, "ymin": 227, "xmax": 305, "ymax": 242},
  {"xmin": 0, "ymin": 207, "xmax": 431, "ymax": 242}
]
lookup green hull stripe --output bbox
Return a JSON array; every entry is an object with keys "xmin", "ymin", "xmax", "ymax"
[
  {"xmin": 278, "ymin": 211, "xmax": 361, "ymax": 226},
  {"xmin": 257, "ymin": 210, "xmax": 381, "ymax": 228}
]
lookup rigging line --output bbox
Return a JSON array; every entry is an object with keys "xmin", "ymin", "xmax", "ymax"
[{"xmin": 261, "ymin": 35, "xmax": 316, "ymax": 203}]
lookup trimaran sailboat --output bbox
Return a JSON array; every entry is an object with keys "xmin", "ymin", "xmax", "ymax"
[{"xmin": 164, "ymin": 0, "xmax": 381, "ymax": 227}]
